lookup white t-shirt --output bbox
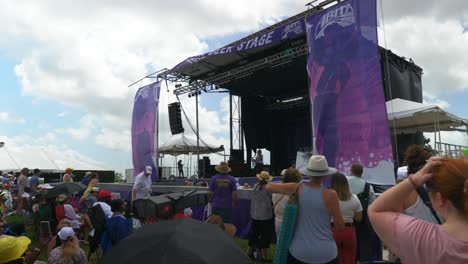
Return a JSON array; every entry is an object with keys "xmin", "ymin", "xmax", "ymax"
[
  {"xmin": 133, "ymin": 172, "xmax": 152, "ymax": 200},
  {"xmin": 334, "ymin": 194, "xmax": 363, "ymax": 223},
  {"xmin": 93, "ymin": 202, "xmax": 113, "ymax": 218}
]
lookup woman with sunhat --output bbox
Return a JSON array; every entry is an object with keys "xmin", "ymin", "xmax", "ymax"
[
  {"xmin": 247, "ymin": 171, "xmax": 275, "ymax": 262},
  {"xmin": 266, "ymin": 155, "xmax": 344, "ymax": 264},
  {"xmin": 62, "ymin": 168, "xmax": 74, "ymax": 183},
  {"xmin": 0, "ymin": 235, "xmax": 40, "ymax": 264}
]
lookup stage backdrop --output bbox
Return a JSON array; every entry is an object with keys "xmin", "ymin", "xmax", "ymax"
[
  {"xmin": 306, "ymin": 0, "xmax": 395, "ymax": 184},
  {"xmin": 131, "ymin": 81, "xmax": 161, "ymax": 182}
]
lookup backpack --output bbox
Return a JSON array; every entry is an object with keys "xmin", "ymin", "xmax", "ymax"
[
  {"xmin": 357, "ymin": 182, "xmax": 370, "ymax": 219},
  {"xmin": 54, "ymin": 205, "xmax": 65, "ymax": 223},
  {"xmin": 88, "ymin": 204, "xmax": 107, "ymax": 254},
  {"xmin": 416, "ymin": 186, "xmax": 442, "ymax": 224}
]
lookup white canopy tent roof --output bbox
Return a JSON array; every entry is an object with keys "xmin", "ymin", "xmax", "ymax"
[
  {"xmin": 0, "ymin": 146, "xmax": 109, "ymax": 172},
  {"xmin": 159, "ymin": 133, "xmax": 224, "ymax": 156},
  {"xmin": 386, "ymin": 98, "xmax": 468, "ymax": 134}
]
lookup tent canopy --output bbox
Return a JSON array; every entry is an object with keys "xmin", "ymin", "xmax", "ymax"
[
  {"xmin": 0, "ymin": 146, "xmax": 109, "ymax": 172},
  {"xmin": 386, "ymin": 98, "xmax": 468, "ymax": 134},
  {"xmin": 159, "ymin": 133, "xmax": 224, "ymax": 156}
]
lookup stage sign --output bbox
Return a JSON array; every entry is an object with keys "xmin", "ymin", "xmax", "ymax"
[
  {"xmin": 131, "ymin": 81, "xmax": 161, "ymax": 182},
  {"xmin": 306, "ymin": 0, "xmax": 395, "ymax": 184},
  {"xmin": 171, "ymin": 18, "xmax": 306, "ymax": 73}
]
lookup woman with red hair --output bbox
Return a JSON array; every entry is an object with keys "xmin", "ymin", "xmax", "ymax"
[{"xmin": 369, "ymin": 158, "xmax": 468, "ymax": 263}]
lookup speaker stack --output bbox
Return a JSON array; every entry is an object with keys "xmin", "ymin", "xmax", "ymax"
[{"xmin": 168, "ymin": 102, "xmax": 185, "ymax": 135}]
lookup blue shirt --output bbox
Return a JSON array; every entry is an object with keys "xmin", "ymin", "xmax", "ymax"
[{"xmin": 30, "ymin": 175, "xmax": 40, "ymax": 189}]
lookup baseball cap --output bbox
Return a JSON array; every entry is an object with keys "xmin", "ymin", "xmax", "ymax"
[
  {"xmin": 145, "ymin": 166, "xmax": 152, "ymax": 173},
  {"xmin": 0, "ymin": 235, "xmax": 31, "ymax": 263},
  {"xmin": 98, "ymin": 189, "xmax": 112, "ymax": 199},
  {"xmin": 58, "ymin": 227, "xmax": 75, "ymax": 240}
]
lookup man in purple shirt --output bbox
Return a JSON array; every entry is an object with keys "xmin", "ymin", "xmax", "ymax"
[{"xmin": 209, "ymin": 162, "xmax": 238, "ymax": 223}]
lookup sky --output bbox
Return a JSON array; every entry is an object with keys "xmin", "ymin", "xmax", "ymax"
[{"xmin": 1, "ymin": 0, "xmax": 467, "ymax": 175}]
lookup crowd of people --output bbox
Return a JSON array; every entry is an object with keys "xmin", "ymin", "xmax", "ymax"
[
  {"xmin": 0, "ymin": 169, "xmax": 134, "ymax": 264},
  {"xmin": 1, "ymin": 146, "xmax": 467, "ymax": 264}
]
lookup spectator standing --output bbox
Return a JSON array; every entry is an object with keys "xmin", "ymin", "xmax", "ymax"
[
  {"xmin": 330, "ymin": 173, "xmax": 363, "ymax": 264},
  {"xmin": 18, "ymin": 168, "xmax": 30, "ymax": 195},
  {"xmin": 48, "ymin": 227, "xmax": 88, "ymax": 264},
  {"xmin": 208, "ymin": 162, "xmax": 238, "ymax": 223},
  {"xmin": 266, "ymin": 155, "xmax": 344, "ymax": 264},
  {"xmin": 369, "ymin": 158, "xmax": 468, "ymax": 264},
  {"xmin": 62, "ymin": 168, "xmax": 74, "ymax": 183},
  {"xmin": 80, "ymin": 172, "xmax": 92, "ymax": 186},
  {"xmin": 94, "ymin": 190, "xmax": 113, "ymax": 218},
  {"xmin": 30, "ymin": 169, "xmax": 41, "ymax": 194},
  {"xmin": 346, "ymin": 162, "xmax": 375, "ymax": 261},
  {"xmin": 272, "ymin": 168, "xmax": 302, "ymax": 237},
  {"xmin": 247, "ymin": 171, "xmax": 274, "ymax": 262},
  {"xmin": 132, "ymin": 166, "xmax": 152, "ymax": 223},
  {"xmin": 101, "ymin": 199, "xmax": 133, "ymax": 254}
]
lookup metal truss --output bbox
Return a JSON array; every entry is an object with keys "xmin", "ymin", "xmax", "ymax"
[{"xmin": 167, "ymin": 43, "xmax": 309, "ymax": 95}]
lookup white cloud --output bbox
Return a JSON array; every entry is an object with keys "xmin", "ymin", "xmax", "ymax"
[
  {"xmin": 57, "ymin": 112, "xmax": 67, "ymax": 117},
  {"xmin": 56, "ymin": 115, "xmax": 95, "ymax": 141},
  {"xmin": 0, "ymin": 112, "xmax": 25, "ymax": 124},
  {"xmin": 379, "ymin": 1, "xmax": 468, "ymax": 94},
  {"xmin": 423, "ymin": 91, "xmax": 450, "ymax": 109}
]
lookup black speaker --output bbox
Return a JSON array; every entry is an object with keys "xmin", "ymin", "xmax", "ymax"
[
  {"xmin": 229, "ymin": 149, "xmax": 244, "ymax": 162},
  {"xmin": 168, "ymin": 102, "xmax": 184, "ymax": 135}
]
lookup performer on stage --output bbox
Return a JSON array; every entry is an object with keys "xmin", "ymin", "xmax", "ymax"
[
  {"xmin": 254, "ymin": 149, "xmax": 264, "ymax": 173},
  {"xmin": 177, "ymin": 160, "xmax": 184, "ymax": 178}
]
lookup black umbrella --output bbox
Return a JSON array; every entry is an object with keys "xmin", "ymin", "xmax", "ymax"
[
  {"xmin": 102, "ymin": 218, "xmax": 252, "ymax": 264},
  {"xmin": 46, "ymin": 182, "xmax": 86, "ymax": 199}
]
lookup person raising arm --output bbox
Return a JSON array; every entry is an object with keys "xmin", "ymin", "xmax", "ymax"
[{"xmin": 368, "ymin": 157, "xmax": 468, "ymax": 264}]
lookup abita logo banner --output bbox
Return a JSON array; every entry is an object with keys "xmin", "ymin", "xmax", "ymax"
[{"xmin": 314, "ymin": 3, "xmax": 355, "ymax": 40}]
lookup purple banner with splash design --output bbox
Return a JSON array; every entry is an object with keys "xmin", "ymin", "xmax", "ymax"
[
  {"xmin": 170, "ymin": 18, "xmax": 306, "ymax": 73},
  {"xmin": 306, "ymin": 0, "xmax": 395, "ymax": 184},
  {"xmin": 131, "ymin": 81, "xmax": 161, "ymax": 182}
]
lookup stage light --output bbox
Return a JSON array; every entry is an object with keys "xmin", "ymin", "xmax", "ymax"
[
  {"xmin": 188, "ymin": 94, "xmax": 191, "ymax": 98},
  {"xmin": 198, "ymin": 90, "xmax": 202, "ymax": 95},
  {"xmin": 175, "ymin": 84, "xmax": 182, "ymax": 88}
]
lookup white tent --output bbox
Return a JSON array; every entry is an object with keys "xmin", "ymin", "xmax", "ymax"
[
  {"xmin": 386, "ymin": 98, "xmax": 468, "ymax": 134},
  {"xmin": 159, "ymin": 133, "xmax": 224, "ymax": 156},
  {"xmin": 0, "ymin": 146, "xmax": 108, "ymax": 172}
]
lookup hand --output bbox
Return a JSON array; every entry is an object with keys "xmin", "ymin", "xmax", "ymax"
[{"xmin": 412, "ymin": 157, "xmax": 446, "ymax": 186}]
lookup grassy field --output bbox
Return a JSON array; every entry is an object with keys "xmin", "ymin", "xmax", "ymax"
[{"xmin": 6, "ymin": 215, "xmax": 275, "ymax": 263}]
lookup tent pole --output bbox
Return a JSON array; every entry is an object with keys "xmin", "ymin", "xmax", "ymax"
[
  {"xmin": 434, "ymin": 120, "xmax": 437, "ymax": 153},
  {"xmin": 196, "ymin": 87, "xmax": 200, "ymax": 178}
]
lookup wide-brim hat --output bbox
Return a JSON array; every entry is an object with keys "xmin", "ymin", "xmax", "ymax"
[
  {"xmin": 57, "ymin": 194, "xmax": 68, "ymax": 202},
  {"xmin": 256, "ymin": 171, "xmax": 273, "ymax": 182},
  {"xmin": 299, "ymin": 155, "xmax": 337, "ymax": 177},
  {"xmin": 0, "ymin": 235, "xmax": 31, "ymax": 263},
  {"xmin": 215, "ymin": 162, "xmax": 231, "ymax": 173}
]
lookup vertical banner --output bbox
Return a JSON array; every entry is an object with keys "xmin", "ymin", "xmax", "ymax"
[
  {"xmin": 306, "ymin": 0, "xmax": 395, "ymax": 184},
  {"xmin": 131, "ymin": 81, "xmax": 161, "ymax": 182}
]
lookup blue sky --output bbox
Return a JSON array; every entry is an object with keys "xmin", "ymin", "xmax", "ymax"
[{"xmin": 1, "ymin": 0, "xmax": 467, "ymax": 175}]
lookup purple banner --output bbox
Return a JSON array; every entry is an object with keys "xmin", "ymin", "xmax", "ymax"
[
  {"xmin": 131, "ymin": 81, "xmax": 161, "ymax": 182},
  {"xmin": 306, "ymin": 0, "xmax": 394, "ymax": 184},
  {"xmin": 171, "ymin": 18, "xmax": 306, "ymax": 73}
]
